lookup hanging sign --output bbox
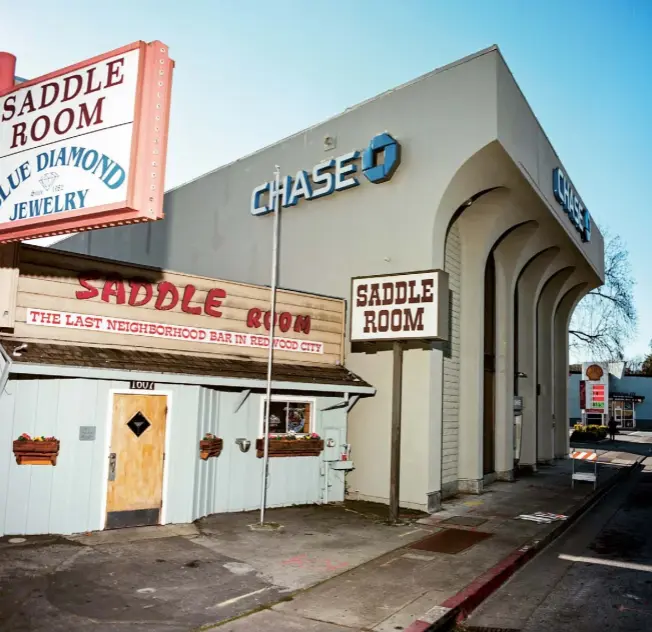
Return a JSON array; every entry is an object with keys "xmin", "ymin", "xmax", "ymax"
[
  {"xmin": 350, "ymin": 270, "xmax": 449, "ymax": 342},
  {"xmin": 0, "ymin": 40, "xmax": 174, "ymax": 243}
]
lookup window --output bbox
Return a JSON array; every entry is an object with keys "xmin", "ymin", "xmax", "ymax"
[{"xmin": 261, "ymin": 398, "xmax": 313, "ymax": 435}]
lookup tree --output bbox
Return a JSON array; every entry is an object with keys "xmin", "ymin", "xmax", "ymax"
[
  {"xmin": 569, "ymin": 230, "xmax": 636, "ymax": 361},
  {"xmin": 637, "ymin": 346, "xmax": 652, "ymax": 376}
]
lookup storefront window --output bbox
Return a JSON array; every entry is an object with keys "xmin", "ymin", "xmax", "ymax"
[{"xmin": 262, "ymin": 399, "xmax": 313, "ymax": 435}]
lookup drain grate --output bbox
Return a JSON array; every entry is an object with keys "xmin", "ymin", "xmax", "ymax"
[
  {"xmin": 409, "ymin": 528, "xmax": 492, "ymax": 554},
  {"xmin": 439, "ymin": 516, "xmax": 488, "ymax": 528}
]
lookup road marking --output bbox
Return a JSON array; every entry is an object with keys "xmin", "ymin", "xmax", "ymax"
[
  {"xmin": 402, "ymin": 552, "xmax": 437, "ymax": 561},
  {"xmin": 212, "ymin": 587, "xmax": 269, "ymax": 608},
  {"xmin": 399, "ymin": 528, "xmax": 428, "ymax": 538},
  {"xmin": 559, "ymin": 554, "xmax": 652, "ymax": 573}
]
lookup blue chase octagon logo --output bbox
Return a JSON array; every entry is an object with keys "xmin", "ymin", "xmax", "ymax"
[
  {"xmin": 361, "ymin": 133, "xmax": 400, "ymax": 184},
  {"xmin": 251, "ymin": 133, "xmax": 402, "ymax": 216}
]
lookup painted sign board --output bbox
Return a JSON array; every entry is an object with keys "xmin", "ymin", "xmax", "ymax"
[
  {"xmin": 0, "ymin": 40, "xmax": 174, "ymax": 243},
  {"xmin": 581, "ymin": 361, "xmax": 609, "ymax": 414},
  {"xmin": 350, "ymin": 270, "xmax": 449, "ymax": 343},
  {"xmin": 10, "ymin": 245, "xmax": 345, "ymax": 365}
]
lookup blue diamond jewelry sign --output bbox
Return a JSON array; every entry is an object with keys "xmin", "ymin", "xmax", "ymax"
[{"xmin": 250, "ymin": 133, "xmax": 401, "ymax": 216}]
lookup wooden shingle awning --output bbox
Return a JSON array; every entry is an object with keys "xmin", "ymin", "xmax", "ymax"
[{"xmin": 0, "ymin": 339, "xmax": 374, "ymax": 395}]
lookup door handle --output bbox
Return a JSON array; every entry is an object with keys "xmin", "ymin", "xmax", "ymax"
[{"xmin": 108, "ymin": 453, "xmax": 117, "ymax": 481}]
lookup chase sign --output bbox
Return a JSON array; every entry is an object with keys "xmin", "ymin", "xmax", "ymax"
[
  {"xmin": 251, "ymin": 133, "xmax": 400, "ymax": 216},
  {"xmin": 552, "ymin": 168, "xmax": 591, "ymax": 243}
]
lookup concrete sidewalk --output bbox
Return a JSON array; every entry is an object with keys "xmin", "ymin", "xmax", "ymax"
[
  {"xmin": 0, "ymin": 453, "xmax": 640, "ymax": 632},
  {"xmin": 223, "ymin": 454, "xmax": 640, "ymax": 632}
]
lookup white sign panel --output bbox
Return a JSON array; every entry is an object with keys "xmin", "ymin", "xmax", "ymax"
[
  {"xmin": 0, "ymin": 50, "xmax": 139, "ymax": 225},
  {"xmin": 0, "ymin": 40, "xmax": 174, "ymax": 243},
  {"xmin": 25, "ymin": 308, "xmax": 325, "ymax": 355},
  {"xmin": 350, "ymin": 270, "xmax": 449, "ymax": 342}
]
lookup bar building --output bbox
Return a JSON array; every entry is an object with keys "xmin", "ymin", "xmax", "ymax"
[
  {"xmin": 57, "ymin": 46, "xmax": 604, "ymax": 512},
  {"xmin": 0, "ymin": 246, "xmax": 371, "ymax": 535}
]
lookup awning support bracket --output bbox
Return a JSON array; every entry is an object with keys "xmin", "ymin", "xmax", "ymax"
[
  {"xmin": 320, "ymin": 393, "xmax": 361, "ymax": 413},
  {"xmin": 0, "ymin": 344, "xmax": 11, "ymax": 399},
  {"xmin": 233, "ymin": 389, "xmax": 252, "ymax": 413}
]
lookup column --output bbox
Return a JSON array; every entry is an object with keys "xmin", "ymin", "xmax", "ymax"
[
  {"xmin": 516, "ymin": 248, "xmax": 559, "ymax": 470},
  {"xmin": 536, "ymin": 269, "xmax": 574, "ymax": 463}
]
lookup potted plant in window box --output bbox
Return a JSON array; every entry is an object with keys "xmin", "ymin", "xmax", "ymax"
[
  {"xmin": 13, "ymin": 434, "xmax": 60, "ymax": 465},
  {"xmin": 256, "ymin": 433, "xmax": 324, "ymax": 458},
  {"xmin": 199, "ymin": 433, "xmax": 223, "ymax": 460}
]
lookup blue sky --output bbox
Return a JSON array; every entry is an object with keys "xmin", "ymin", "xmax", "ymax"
[{"xmin": 2, "ymin": 1, "xmax": 651, "ymax": 357}]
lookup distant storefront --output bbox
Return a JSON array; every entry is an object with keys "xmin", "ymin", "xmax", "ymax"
[{"xmin": 569, "ymin": 363, "xmax": 648, "ymax": 430}]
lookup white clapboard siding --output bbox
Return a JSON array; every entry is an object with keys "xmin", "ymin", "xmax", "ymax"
[{"xmin": 442, "ymin": 222, "xmax": 461, "ymax": 488}]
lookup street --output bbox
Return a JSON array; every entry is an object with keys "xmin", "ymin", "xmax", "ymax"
[{"xmin": 466, "ymin": 461, "xmax": 652, "ymax": 631}]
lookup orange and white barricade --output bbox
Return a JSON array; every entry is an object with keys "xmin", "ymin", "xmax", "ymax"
[{"xmin": 570, "ymin": 450, "xmax": 598, "ymax": 489}]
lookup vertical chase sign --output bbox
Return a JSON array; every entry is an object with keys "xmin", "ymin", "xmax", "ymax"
[
  {"xmin": 552, "ymin": 168, "xmax": 591, "ymax": 243},
  {"xmin": 0, "ymin": 41, "xmax": 174, "ymax": 243}
]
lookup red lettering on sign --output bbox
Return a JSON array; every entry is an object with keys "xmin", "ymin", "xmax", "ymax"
[
  {"xmin": 101, "ymin": 279, "xmax": 126, "ymax": 304},
  {"xmin": 75, "ymin": 273, "xmax": 231, "ymax": 319},
  {"xmin": 278, "ymin": 312, "xmax": 292, "ymax": 333},
  {"xmin": 247, "ymin": 307, "xmax": 262, "ymax": 328},
  {"xmin": 128, "ymin": 280, "xmax": 153, "ymax": 306},
  {"xmin": 155, "ymin": 282, "xmax": 179, "ymax": 311},
  {"xmin": 181, "ymin": 285, "xmax": 201, "ymax": 315},
  {"xmin": 75, "ymin": 274, "xmax": 100, "ymax": 300},
  {"xmin": 204, "ymin": 288, "xmax": 226, "ymax": 317},
  {"xmin": 246, "ymin": 308, "xmax": 312, "ymax": 335},
  {"xmin": 293, "ymin": 315, "xmax": 311, "ymax": 335}
]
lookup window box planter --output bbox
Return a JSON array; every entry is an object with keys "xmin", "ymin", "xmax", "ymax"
[
  {"xmin": 256, "ymin": 435, "xmax": 324, "ymax": 458},
  {"xmin": 13, "ymin": 435, "xmax": 60, "ymax": 466},
  {"xmin": 199, "ymin": 434, "xmax": 223, "ymax": 460}
]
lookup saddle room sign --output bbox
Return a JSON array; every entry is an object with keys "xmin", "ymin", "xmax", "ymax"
[
  {"xmin": 0, "ymin": 40, "xmax": 174, "ymax": 243},
  {"xmin": 9, "ymin": 246, "xmax": 345, "ymax": 365},
  {"xmin": 349, "ymin": 270, "xmax": 449, "ymax": 343}
]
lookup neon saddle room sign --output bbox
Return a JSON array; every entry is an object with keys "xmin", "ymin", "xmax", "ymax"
[{"xmin": 251, "ymin": 132, "xmax": 401, "ymax": 216}]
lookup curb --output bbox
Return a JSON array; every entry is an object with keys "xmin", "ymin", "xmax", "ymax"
[{"xmin": 404, "ymin": 462, "xmax": 636, "ymax": 631}]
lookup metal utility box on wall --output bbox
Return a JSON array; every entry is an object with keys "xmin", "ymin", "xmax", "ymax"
[{"xmin": 322, "ymin": 428, "xmax": 342, "ymax": 462}]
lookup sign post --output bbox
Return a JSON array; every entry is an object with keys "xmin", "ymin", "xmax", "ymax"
[
  {"xmin": 350, "ymin": 269, "xmax": 449, "ymax": 523},
  {"xmin": 389, "ymin": 340, "xmax": 404, "ymax": 523},
  {"xmin": 259, "ymin": 166, "xmax": 281, "ymax": 527}
]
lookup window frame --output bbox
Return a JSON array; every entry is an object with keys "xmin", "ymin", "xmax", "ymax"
[{"xmin": 259, "ymin": 395, "xmax": 316, "ymax": 437}]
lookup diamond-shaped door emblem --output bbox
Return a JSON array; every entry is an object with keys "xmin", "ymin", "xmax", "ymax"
[{"xmin": 127, "ymin": 412, "xmax": 151, "ymax": 438}]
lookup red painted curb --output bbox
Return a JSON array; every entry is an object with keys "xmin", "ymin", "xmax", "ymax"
[
  {"xmin": 403, "ymin": 462, "xmax": 635, "ymax": 631},
  {"xmin": 403, "ymin": 621, "xmax": 432, "ymax": 632},
  {"xmin": 441, "ymin": 546, "xmax": 534, "ymax": 620}
]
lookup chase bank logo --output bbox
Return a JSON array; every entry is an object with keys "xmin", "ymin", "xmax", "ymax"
[
  {"xmin": 251, "ymin": 133, "xmax": 401, "ymax": 216},
  {"xmin": 552, "ymin": 168, "xmax": 591, "ymax": 243}
]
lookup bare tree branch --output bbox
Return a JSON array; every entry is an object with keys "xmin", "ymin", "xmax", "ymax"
[{"xmin": 569, "ymin": 229, "xmax": 636, "ymax": 362}]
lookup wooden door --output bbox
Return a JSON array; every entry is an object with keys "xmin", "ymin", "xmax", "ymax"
[{"xmin": 106, "ymin": 394, "xmax": 167, "ymax": 529}]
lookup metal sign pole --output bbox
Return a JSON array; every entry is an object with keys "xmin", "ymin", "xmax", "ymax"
[
  {"xmin": 389, "ymin": 341, "xmax": 404, "ymax": 524},
  {"xmin": 259, "ymin": 166, "xmax": 281, "ymax": 527}
]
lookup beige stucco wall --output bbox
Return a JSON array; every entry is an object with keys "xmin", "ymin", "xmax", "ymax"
[{"xmin": 58, "ymin": 46, "xmax": 604, "ymax": 510}]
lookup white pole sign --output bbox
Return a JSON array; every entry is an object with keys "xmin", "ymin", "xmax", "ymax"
[
  {"xmin": 1, "ymin": 51, "xmax": 139, "ymax": 221},
  {"xmin": 350, "ymin": 270, "xmax": 449, "ymax": 342},
  {"xmin": 0, "ymin": 40, "xmax": 174, "ymax": 243}
]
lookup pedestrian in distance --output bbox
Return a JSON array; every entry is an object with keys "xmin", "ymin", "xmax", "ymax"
[{"xmin": 608, "ymin": 418, "xmax": 618, "ymax": 441}]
